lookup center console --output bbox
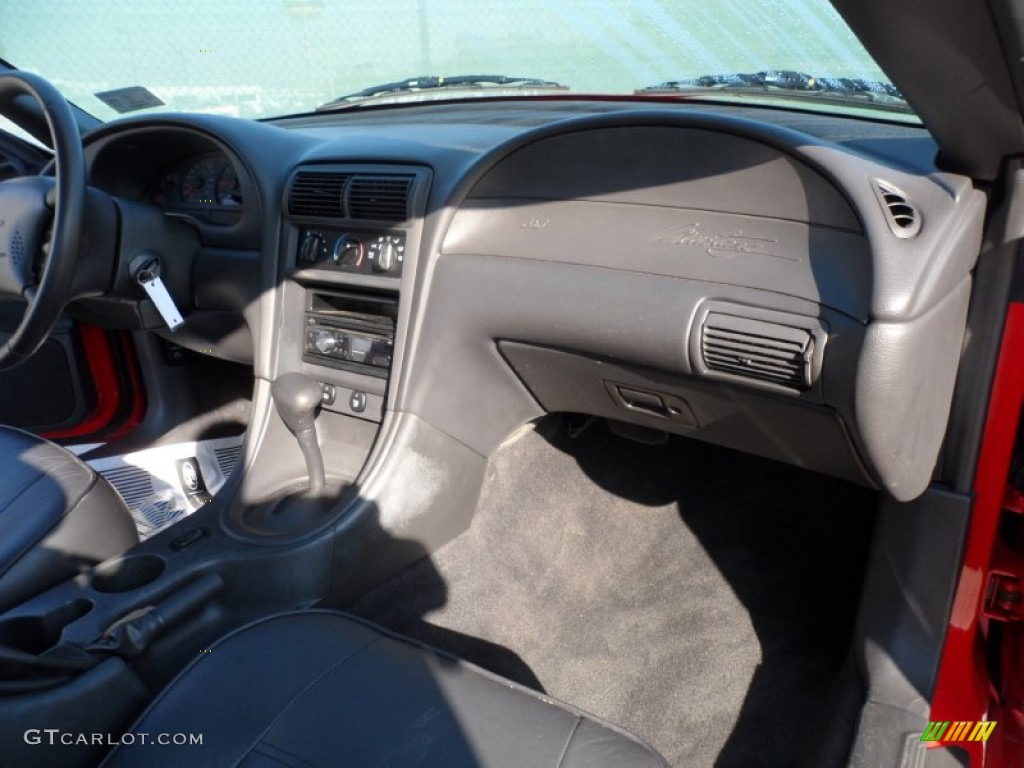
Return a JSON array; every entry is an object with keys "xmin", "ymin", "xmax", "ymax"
[
  {"xmin": 289, "ymin": 164, "xmax": 429, "ymax": 401},
  {"xmin": 224, "ymin": 163, "xmax": 431, "ymax": 531}
]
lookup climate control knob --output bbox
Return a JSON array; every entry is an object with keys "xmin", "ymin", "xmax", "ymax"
[
  {"xmin": 333, "ymin": 234, "xmax": 364, "ymax": 268},
  {"xmin": 299, "ymin": 233, "xmax": 325, "ymax": 265},
  {"xmin": 375, "ymin": 241, "xmax": 398, "ymax": 273},
  {"xmin": 312, "ymin": 329, "xmax": 338, "ymax": 354}
]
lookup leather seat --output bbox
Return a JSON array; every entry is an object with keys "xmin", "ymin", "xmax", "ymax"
[
  {"xmin": 103, "ymin": 611, "xmax": 669, "ymax": 767},
  {"xmin": 0, "ymin": 426, "xmax": 138, "ymax": 612}
]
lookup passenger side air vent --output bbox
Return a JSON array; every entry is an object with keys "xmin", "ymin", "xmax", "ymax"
[
  {"xmin": 289, "ymin": 171, "xmax": 350, "ymax": 218},
  {"xmin": 700, "ymin": 312, "xmax": 816, "ymax": 391},
  {"xmin": 347, "ymin": 175, "xmax": 413, "ymax": 222},
  {"xmin": 872, "ymin": 180, "xmax": 922, "ymax": 239}
]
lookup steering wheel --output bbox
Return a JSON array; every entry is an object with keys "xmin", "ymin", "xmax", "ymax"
[{"xmin": 0, "ymin": 71, "xmax": 85, "ymax": 370}]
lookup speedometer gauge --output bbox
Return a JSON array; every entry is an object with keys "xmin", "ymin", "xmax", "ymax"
[
  {"xmin": 181, "ymin": 158, "xmax": 220, "ymax": 204},
  {"xmin": 216, "ymin": 164, "xmax": 242, "ymax": 207}
]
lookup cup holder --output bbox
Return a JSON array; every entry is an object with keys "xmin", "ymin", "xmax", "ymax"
[
  {"xmin": 0, "ymin": 598, "xmax": 93, "ymax": 655},
  {"xmin": 92, "ymin": 554, "xmax": 166, "ymax": 594}
]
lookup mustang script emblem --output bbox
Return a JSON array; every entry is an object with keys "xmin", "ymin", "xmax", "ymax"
[{"xmin": 650, "ymin": 222, "xmax": 796, "ymax": 261}]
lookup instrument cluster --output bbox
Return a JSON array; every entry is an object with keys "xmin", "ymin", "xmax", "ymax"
[{"xmin": 146, "ymin": 152, "xmax": 243, "ymax": 220}]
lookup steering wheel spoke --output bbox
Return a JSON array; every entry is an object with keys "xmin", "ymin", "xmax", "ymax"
[
  {"xmin": 0, "ymin": 72, "xmax": 85, "ymax": 369},
  {"xmin": 0, "ymin": 176, "xmax": 52, "ymax": 297}
]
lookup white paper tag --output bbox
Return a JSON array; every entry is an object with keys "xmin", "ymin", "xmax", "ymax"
[{"xmin": 139, "ymin": 274, "xmax": 184, "ymax": 331}]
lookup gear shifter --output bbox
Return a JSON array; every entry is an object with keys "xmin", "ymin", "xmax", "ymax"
[{"xmin": 271, "ymin": 373, "xmax": 325, "ymax": 496}]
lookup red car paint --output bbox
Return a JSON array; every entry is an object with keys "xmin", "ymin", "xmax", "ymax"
[
  {"xmin": 39, "ymin": 325, "xmax": 143, "ymax": 442},
  {"xmin": 931, "ymin": 302, "xmax": 1024, "ymax": 765}
]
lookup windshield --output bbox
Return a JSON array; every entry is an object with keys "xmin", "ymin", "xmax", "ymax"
[{"xmin": 1, "ymin": 0, "xmax": 902, "ymax": 121}]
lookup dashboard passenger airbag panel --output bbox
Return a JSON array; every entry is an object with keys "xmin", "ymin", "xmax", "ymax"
[
  {"xmin": 445, "ymin": 199, "xmax": 872, "ymax": 320},
  {"xmin": 415, "ymin": 118, "xmax": 987, "ymax": 501}
]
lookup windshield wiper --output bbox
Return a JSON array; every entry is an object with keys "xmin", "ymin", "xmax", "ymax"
[
  {"xmin": 637, "ymin": 70, "xmax": 908, "ymax": 111},
  {"xmin": 316, "ymin": 74, "xmax": 568, "ymax": 112}
]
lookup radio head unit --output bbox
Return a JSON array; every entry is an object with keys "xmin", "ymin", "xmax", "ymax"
[{"xmin": 303, "ymin": 291, "xmax": 397, "ymax": 378}]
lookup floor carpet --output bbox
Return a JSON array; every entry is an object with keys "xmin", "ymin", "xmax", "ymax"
[{"xmin": 349, "ymin": 418, "xmax": 876, "ymax": 766}]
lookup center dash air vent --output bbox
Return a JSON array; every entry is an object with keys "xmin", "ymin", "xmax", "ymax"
[
  {"xmin": 347, "ymin": 175, "xmax": 413, "ymax": 221},
  {"xmin": 700, "ymin": 312, "xmax": 816, "ymax": 390},
  {"xmin": 872, "ymin": 180, "xmax": 922, "ymax": 239},
  {"xmin": 289, "ymin": 171, "xmax": 349, "ymax": 218}
]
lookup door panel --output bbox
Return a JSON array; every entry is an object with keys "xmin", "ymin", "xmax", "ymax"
[
  {"xmin": 0, "ymin": 303, "xmax": 94, "ymax": 433},
  {"xmin": 0, "ymin": 302, "xmax": 144, "ymax": 441}
]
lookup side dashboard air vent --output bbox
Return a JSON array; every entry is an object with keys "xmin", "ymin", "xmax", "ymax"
[
  {"xmin": 347, "ymin": 175, "xmax": 413, "ymax": 221},
  {"xmin": 872, "ymin": 180, "xmax": 922, "ymax": 239},
  {"xmin": 289, "ymin": 171, "xmax": 349, "ymax": 218},
  {"xmin": 700, "ymin": 312, "xmax": 816, "ymax": 391}
]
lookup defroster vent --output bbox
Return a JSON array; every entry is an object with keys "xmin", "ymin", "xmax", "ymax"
[{"xmin": 701, "ymin": 312, "xmax": 815, "ymax": 390}]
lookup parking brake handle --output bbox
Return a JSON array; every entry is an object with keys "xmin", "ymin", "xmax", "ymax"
[
  {"xmin": 0, "ymin": 573, "xmax": 225, "ymax": 694},
  {"xmin": 86, "ymin": 573, "xmax": 224, "ymax": 660}
]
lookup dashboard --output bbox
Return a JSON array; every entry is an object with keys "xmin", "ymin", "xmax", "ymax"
[{"xmin": 74, "ymin": 99, "xmax": 986, "ymax": 502}]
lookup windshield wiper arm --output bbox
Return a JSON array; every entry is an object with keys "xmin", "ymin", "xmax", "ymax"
[
  {"xmin": 637, "ymin": 70, "xmax": 905, "ymax": 105},
  {"xmin": 316, "ymin": 74, "xmax": 568, "ymax": 111}
]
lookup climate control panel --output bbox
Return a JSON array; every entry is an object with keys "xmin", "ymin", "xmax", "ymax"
[{"xmin": 297, "ymin": 228, "xmax": 406, "ymax": 276}]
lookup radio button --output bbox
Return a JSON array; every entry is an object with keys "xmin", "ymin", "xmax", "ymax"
[{"xmin": 312, "ymin": 329, "xmax": 339, "ymax": 354}]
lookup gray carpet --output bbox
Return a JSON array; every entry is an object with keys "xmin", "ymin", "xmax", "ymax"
[{"xmin": 349, "ymin": 418, "xmax": 875, "ymax": 766}]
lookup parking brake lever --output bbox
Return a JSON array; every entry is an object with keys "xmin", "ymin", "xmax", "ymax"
[{"xmin": 85, "ymin": 574, "xmax": 224, "ymax": 660}]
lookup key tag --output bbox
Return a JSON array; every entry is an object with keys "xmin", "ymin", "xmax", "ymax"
[{"xmin": 129, "ymin": 252, "xmax": 184, "ymax": 331}]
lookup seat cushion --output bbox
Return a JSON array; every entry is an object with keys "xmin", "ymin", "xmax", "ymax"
[
  {"xmin": 0, "ymin": 426, "xmax": 138, "ymax": 611},
  {"xmin": 103, "ymin": 611, "xmax": 669, "ymax": 767}
]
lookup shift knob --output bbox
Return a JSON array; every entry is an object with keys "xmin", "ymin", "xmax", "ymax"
[
  {"xmin": 271, "ymin": 373, "xmax": 325, "ymax": 496},
  {"xmin": 272, "ymin": 373, "xmax": 322, "ymax": 435}
]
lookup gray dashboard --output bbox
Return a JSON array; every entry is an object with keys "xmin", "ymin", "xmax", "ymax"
[{"xmin": 79, "ymin": 101, "xmax": 986, "ymax": 501}]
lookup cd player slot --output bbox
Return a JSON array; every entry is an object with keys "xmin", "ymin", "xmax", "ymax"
[{"xmin": 309, "ymin": 290, "xmax": 398, "ymax": 321}]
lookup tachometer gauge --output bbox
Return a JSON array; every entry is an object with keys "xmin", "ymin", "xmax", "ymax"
[
  {"xmin": 151, "ymin": 172, "xmax": 179, "ymax": 208},
  {"xmin": 216, "ymin": 164, "xmax": 242, "ymax": 207},
  {"xmin": 181, "ymin": 158, "xmax": 220, "ymax": 204}
]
